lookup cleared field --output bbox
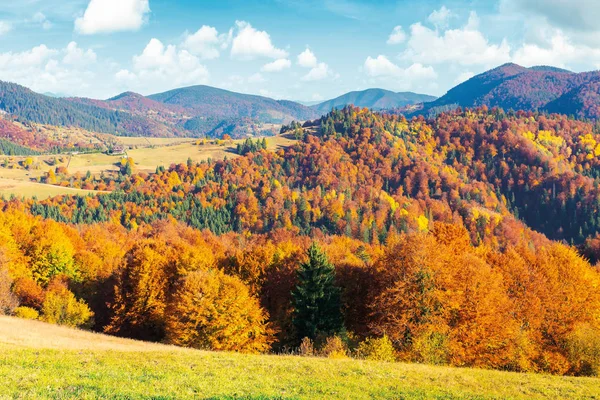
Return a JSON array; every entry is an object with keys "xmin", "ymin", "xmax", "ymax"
[
  {"xmin": 0, "ymin": 136, "xmax": 296, "ymax": 199},
  {"xmin": 0, "ymin": 178, "xmax": 100, "ymax": 200},
  {"xmin": 116, "ymin": 136, "xmax": 196, "ymax": 147},
  {"xmin": 0, "ymin": 316, "xmax": 599, "ymax": 400}
]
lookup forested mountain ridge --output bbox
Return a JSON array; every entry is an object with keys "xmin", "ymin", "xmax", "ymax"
[
  {"xmin": 0, "ymin": 81, "xmax": 321, "ymax": 139},
  {"xmin": 312, "ymin": 89, "xmax": 436, "ymax": 113},
  {"xmin": 148, "ymin": 85, "xmax": 319, "ymax": 122},
  {"xmin": 0, "ymin": 81, "xmax": 147, "ymax": 136},
  {"xmin": 414, "ymin": 63, "xmax": 600, "ymax": 119}
]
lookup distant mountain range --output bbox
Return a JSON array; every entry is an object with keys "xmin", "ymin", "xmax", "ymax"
[
  {"xmin": 3, "ymin": 63, "xmax": 600, "ymax": 141},
  {"xmin": 313, "ymin": 89, "xmax": 436, "ymax": 114},
  {"xmin": 414, "ymin": 63, "xmax": 600, "ymax": 119}
]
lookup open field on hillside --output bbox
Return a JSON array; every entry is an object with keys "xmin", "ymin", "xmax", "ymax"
[
  {"xmin": 0, "ymin": 178, "xmax": 101, "ymax": 200},
  {"xmin": 1, "ymin": 316, "xmax": 599, "ymax": 400},
  {"xmin": 0, "ymin": 136, "xmax": 296, "ymax": 199}
]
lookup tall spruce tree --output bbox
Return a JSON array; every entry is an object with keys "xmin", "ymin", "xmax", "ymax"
[{"xmin": 291, "ymin": 243, "xmax": 344, "ymax": 341}]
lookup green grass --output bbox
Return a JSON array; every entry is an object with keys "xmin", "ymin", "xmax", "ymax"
[
  {"xmin": 1, "ymin": 317, "xmax": 599, "ymax": 399},
  {"xmin": 2, "ymin": 346, "xmax": 600, "ymax": 399}
]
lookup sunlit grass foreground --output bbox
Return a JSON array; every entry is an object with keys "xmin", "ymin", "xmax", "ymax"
[{"xmin": 0, "ymin": 316, "xmax": 599, "ymax": 399}]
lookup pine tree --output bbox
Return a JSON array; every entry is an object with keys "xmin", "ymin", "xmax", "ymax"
[{"xmin": 291, "ymin": 243, "xmax": 343, "ymax": 342}]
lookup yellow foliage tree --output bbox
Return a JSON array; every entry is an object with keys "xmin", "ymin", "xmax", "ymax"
[{"xmin": 166, "ymin": 269, "xmax": 273, "ymax": 353}]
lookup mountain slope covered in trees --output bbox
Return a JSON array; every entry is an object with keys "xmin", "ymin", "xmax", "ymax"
[
  {"xmin": 2, "ymin": 107, "xmax": 600, "ymax": 376},
  {"xmin": 313, "ymin": 89, "xmax": 436, "ymax": 113},
  {"xmin": 415, "ymin": 63, "xmax": 600, "ymax": 119}
]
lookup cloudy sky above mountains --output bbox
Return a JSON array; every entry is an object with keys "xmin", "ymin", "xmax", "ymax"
[{"xmin": 0, "ymin": 0, "xmax": 598, "ymax": 100}]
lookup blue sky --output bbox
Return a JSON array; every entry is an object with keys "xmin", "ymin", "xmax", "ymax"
[{"xmin": 0, "ymin": 0, "xmax": 599, "ymax": 101}]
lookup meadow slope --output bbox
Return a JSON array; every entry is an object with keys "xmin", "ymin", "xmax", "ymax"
[{"xmin": 0, "ymin": 316, "xmax": 599, "ymax": 400}]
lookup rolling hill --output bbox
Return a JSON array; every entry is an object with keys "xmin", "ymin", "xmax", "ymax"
[
  {"xmin": 148, "ymin": 85, "xmax": 319, "ymax": 122},
  {"xmin": 0, "ymin": 81, "xmax": 322, "ymax": 140},
  {"xmin": 1, "ymin": 315, "xmax": 598, "ymax": 399},
  {"xmin": 313, "ymin": 88, "xmax": 436, "ymax": 113},
  {"xmin": 416, "ymin": 63, "xmax": 600, "ymax": 119},
  {"xmin": 0, "ymin": 81, "xmax": 146, "ymax": 136}
]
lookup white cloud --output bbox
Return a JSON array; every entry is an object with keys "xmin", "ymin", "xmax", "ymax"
[
  {"xmin": 75, "ymin": 0, "xmax": 150, "ymax": 35},
  {"xmin": 428, "ymin": 6, "xmax": 453, "ymax": 29},
  {"xmin": 302, "ymin": 62, "xmax": 335, "ymax": 81},
  {"xmin": 387, "ymin": 26, "xmax": 406, "ymax": 45},
  {"xmin": 0, "ymin": 43, "xmax": 100, "ymax": 97},
  {"xmin": 230, "ymin": 21, "xmax": 287, "ymax": 60},
  {"xmin": 501, "ymin": 0, "xmax": 600, "ymax": 33},
  {"xmin": 512, "ymin": 31, "xmax": 600, "ymax": 68},
  {"xmin": 261, "ymin": 58, "xmax": 291, "ymax": 72},
  {"xmin": 0, "ymin": 21, "xmax": 12, "ymax": 36},
  {"xmin": 364, "ymin": 55, "xmax": 437, "ymax": 80},
  {"xmin": 63, "ymin": 41, "xmax": 97, "ymax": 66},
  {"xmin": 401, "ymin": 12, "xmax": 511, "ymax": 67},
  {"xmin": 248, "ymin": 73, "xmax": 265, "ymax": 83},
  {"xmin": 32, "ymin": 12, "xmax": 52, "ymax": 30},
  {"xmin": 297, "ymin": 48, "xmax": 318, "ymax": 68},
  {"xmin": 454, "ymin": 71, "xmax": 475, "ymax": 85},
  {"xmin": 183, "ymin": 25, "xmax": 224, "ymax": 60},
  {"xmin": 118, "ymin": 38, "xmax": 209, "ymax": 93},
  {"xmin": 297, "ymin": 48, "xmax": 335, "ymax": 81}
]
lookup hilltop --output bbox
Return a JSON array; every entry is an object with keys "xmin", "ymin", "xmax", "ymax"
[
  {"xmin": 416, "ymin": 63, "xmax": 600, "ymax": 119},
  {"xmin": 312, "ymin": 88, "xmax": 436, "ymax": 113}
]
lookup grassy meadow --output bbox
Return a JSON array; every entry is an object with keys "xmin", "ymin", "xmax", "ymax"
[
  {"xmin": 0, "ymin": 316, "xmax": 599, "ymax": 400},
  {"xmin": 0, "ymin": 136, "xmax": 296, "ymax": 199}
]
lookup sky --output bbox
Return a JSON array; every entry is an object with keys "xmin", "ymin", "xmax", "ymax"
[{"xmin": 1, "ymin": 0, "xmax": 600, "ymax": 101}]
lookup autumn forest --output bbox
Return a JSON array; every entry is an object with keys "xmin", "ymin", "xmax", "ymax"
[{"xmin": 0, "ymin": 105, "xmax": 599, "ymax": 377}]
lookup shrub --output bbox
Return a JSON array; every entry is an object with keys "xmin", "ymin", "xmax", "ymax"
[
  {"xmin": 412, "ymin": 330, "xmax": 449, "ymax": 366},
  {"xmin": 357, "ymin": 335, "xmax": 396, "ymax": 362},
  {"xmin": 566, "ymin": 324, "xmax": 600, "ymax": 376},
  {"xmin": 14, "ymin": 306, "xmax": 39, "ymax": 320},
  {"xmin": 12, "ymin": 277, "xmax": 45, "ymax": 309},
  {"xmin": 320, "ymin": 336, "xmax": 348, "ymax": 359},
  {"xmin": 0, "ymin": 266, "xmax": 18, "ymax": 315},
  {"xmin": 298, "ymin": 337, "xmax": 315, "ymax": 357},
  {"xmin": 41, "ymin": 285, "xmax": 93, "ymax": 328}
]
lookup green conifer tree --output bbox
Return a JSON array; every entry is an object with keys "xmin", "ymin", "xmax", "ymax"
[{"xmin": 291, "ymin": 243, "xmax": 343, "ymax": 342}]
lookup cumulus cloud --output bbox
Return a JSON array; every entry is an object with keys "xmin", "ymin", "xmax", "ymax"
[
  {"xmin": 261, "ymin": 58, "xmax": 291, "ymax": 72},
  {"xmin": 501, "ymin": 0, "xmax": 600, "ymax": 33},
  {"xmin": 0, "ymin": 43, "xmax": 99, "ymax": 96},
  {"xmin": 387, "ymin": 26, "xmax": 406, "ymax": 45},
  {"xmin": 364, "ymin": 55, "xmax": 437, "ymax": 80},
  {"xmin": 248, "ymin": 73, "xmax": 265, "ymax": 83},
  {"xmin": 401, "ymin": 12, "xmax": 511, "ymax": 67},
  {"xmin": 75, "ymin": 0, "xmax": 150, "ymax": 35},
  {"xmin": 0, "ymin": 21, "xmax": 12, "ymax": 36},
  {"xmin": 297, "ymin": 48, "xmax": 335, "ymax": 81},
  {"xmin": 454, "ymin": 71, "xmax": 475, "ymax": 85},
  {"xmin": 428, "ymin": 6, "xmax": 453, "ymax": 29},
  {"xmin": 302, "ymin": 62, "xmax": 334, "ymax": 81},
  {"xmin": 297, "ymin": 48, "xmax": 318, "ymax": 68},
  {"xmin": 117, "ymin": 38, "xmax": 209, "ymax": 93},
  {"xmin": 512, "ymin": 31, "xmax": 600, "ymax": 68},
  {"xmin": 183, "ymin": 25, "xmax": 227, "ymax": 60},
  {"xmin": 63, "ymin": 41, "xmax": 97, "ymax": 66},
  {"xmin": 230, "ymin": 21, "xmax": 287, "ymax": 60},
  {"xmin": 32, "ymin": 12, "xmax": 52, "ymax": 30}
]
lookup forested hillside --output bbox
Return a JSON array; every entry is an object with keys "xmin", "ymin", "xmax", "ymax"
[
  {"xmin": 1, "ymin": 106, "xmax": 600, "ymax": 376},
  {"xmin": 313, "ymin": 89, "xmax": 436, "ymax": 113},
  {"xmin": 0, "ymin": 81, "xmax": 145, "ymax": 135},
  {"xmin": 415, "ymin": 63, "xmax": 600, "ymax": 119}
]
